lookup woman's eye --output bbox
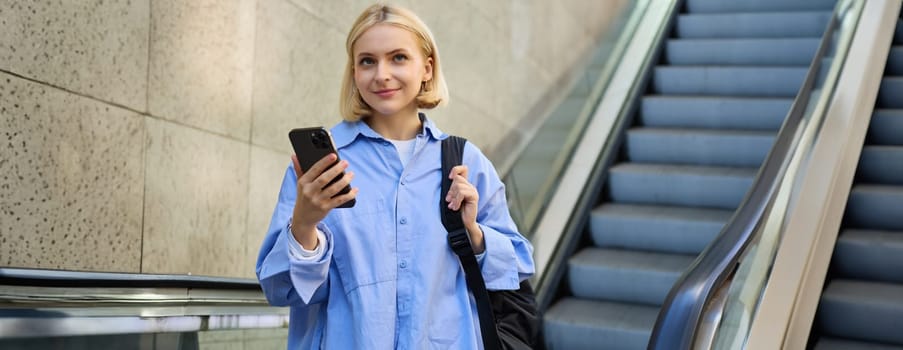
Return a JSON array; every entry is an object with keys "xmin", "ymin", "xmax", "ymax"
[
  {"xmin": 393, "ymin": 54, "xmax": 408, "ymax": 62},
  {"xmin": 359, "ymin": 57, "xmax": 375, "ymax": 66}
]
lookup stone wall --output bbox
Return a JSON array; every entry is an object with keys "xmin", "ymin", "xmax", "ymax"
[{"xmin": 0, "ymin": 0, "xmax": 628, "ymax": 278}]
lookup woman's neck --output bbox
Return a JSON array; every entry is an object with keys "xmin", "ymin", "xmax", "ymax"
[{"xmin": 365, "ymin": 109, "xmax": 421, "ymax": 141}]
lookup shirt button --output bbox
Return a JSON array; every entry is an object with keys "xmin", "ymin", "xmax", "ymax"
[
  {"xmin": 399, "ymin": 260, "xmax": 407, "ymax": 268},
  {"xmin": 400, "ymin": 217, "xmax": 407, "ymax": 225}
]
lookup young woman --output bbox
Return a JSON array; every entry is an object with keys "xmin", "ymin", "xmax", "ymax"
[{"xmin": 256, "ymin": 4, "xmax": 534, "ymax": 349}]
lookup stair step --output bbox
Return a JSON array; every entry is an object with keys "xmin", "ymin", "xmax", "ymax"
[
  {"xmin": 590, "ymin": 203, "xmax": 731, "ymax": 254},
  {"xmin": 666, "ymin": 38, "xmax": 820, "ymax": 66},
  {"xmin": 845, "ymin": 185, "xmax": 903, "ymax": 231},
  {"xmin": 685, "ymin": 0, "xmax": 837, "ymax": 14},
  {"xmin": 653, "ymin": 66, "xmax": 807, "ymax": 97},
  {"xmin": 818, "ymin": 280, "xmax": 903, "ymax": 345},
  {"xmin": 608, "ymin": 163, "xmax": 756, "ymax": 209},
  {"xmin": 815, "ymin": 338, "xmax": 903, "ymax": 350},
  {"xmin": 857, "ymin": 146, "xmax": 903, "ymax": 185},
  {"xmin": 676, "ymin": 12, "xmax": 832, "ymax": 39},
  {"xmin": 833, "ymin": 229, "xmax": 903, "ymax": 284},
  {"xmin": 626, "ymin": 127, "xmax": 774, "ymax": 167},
  {"xmin": 640, "ymin": 96, "xmax": 790, "ymax": 131},
  {"xmin": 878, "ymin": 78, "xmax": 903, "ymax": 109},
  {"xmin": 866, "ymin": 109, "xmax": 903, "ymax": 146},
  {"xmin": 888, "ymin": 47, "xmax": 903, "ymax": 76},
  {"xmin": 544, "ymin": 298, "xmax": 659, "ymax": 350},
  {"xmin": 568, "ymin": 248, "xmax": 695, "ymax": 306}
]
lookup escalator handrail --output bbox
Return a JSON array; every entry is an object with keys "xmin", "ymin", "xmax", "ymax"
[
  {"xmin": 0, "ymin": 267, "xmax": 261, "ymax": 290},
  {"xmin": 647, "ymin": 2, "xmax": 853, "ymax": 349}
]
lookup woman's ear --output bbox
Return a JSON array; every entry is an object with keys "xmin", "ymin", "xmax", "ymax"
[{"xmin": 423, "ymin": 56, "xmax": 434, "ymax": 82}]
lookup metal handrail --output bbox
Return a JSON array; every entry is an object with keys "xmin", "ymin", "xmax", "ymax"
[
  {"xmin": 0, "ymin": 267, "xmax": 259, "ymax": 289},
  {"xmin": 0, "ymin": 267, "xmax": 287, "ymax": 339},
  {"xmin": 648, "ymin": 1, "xmax": 860, "ymax": 348}
]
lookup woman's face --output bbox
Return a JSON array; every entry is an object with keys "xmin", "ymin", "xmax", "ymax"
[{"xmin": 352, "ymin": 24, "xmax": 433, "ymax": 120}]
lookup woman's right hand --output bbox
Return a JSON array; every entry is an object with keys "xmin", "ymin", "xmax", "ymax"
[{"xmin": 290, "ymin": 153, "xmax": 358, "ymax": 250}]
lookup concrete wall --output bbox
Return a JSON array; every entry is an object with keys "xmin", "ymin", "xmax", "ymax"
[{"xmin": 0, "ymin": 0, "xmax": 628, "ymax": 278}]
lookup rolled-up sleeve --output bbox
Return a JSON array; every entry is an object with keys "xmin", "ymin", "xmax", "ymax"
[
  {"xmin": 256, "ymin": 165, "xmax": 331, "ymax": 306},
  {"xmin": 288, "ymin": 228, "xmax": 327, "ymax": 260},
  {"xmin": 467, "ymin": 145, "xmax": 535, "ymax": 291},
  {"xmin": 288, "ymin": 223, "xmax": 334, "ymax": 303}
]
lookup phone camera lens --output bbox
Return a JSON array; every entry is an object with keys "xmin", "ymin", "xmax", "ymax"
[{"xmin": 311, "ymin": 132, "xmax": 327, "ymax": 148}]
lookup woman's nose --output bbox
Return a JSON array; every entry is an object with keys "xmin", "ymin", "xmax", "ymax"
[{"xmin": 375, "ymin": 61, "xmax": 391, "ymax": 81}]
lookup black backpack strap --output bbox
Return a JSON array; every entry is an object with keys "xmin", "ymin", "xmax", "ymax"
[
  {"xmin": 440, "ymin": 136, "xmax": 502, "ymax": 350},
  {"xmin": 440, "ymin": 135, "xmax": 468, "ymax": 233}
]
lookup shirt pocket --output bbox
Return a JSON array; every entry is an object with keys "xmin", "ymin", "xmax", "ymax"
[
  {"xmin": 428, "ymin": 308, "xmax": 462, "ymax": 349},
  {"xmin": 327, "ymin": 197, "xmax": 395, "ymax": 295},
  {"xmin": 428, "ymin": 268, "xmax": 464, "ymax": 348}
]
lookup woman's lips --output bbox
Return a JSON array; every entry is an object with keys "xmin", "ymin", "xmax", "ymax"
[{"xmin": 374, "ymin": 88, "xmax": 399, "ymax": 98}]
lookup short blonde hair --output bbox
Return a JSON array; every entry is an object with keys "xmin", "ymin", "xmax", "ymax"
[{"xmin": 339, "ymin": 4, "xmax": 449, "ymax": 121}]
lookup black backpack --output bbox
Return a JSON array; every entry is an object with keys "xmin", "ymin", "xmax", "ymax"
[{"xmin": 440, "ymin": 135, "xmax": 540, "ymax": 350}]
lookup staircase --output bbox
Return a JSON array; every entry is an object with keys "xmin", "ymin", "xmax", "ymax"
[
  {"xmin": 811, "ymin": 10, "xmax": 903, "ymax": 350},
  {"xmin": 542, "ymin": 0, "xmax": 836, "ymax": 348}
]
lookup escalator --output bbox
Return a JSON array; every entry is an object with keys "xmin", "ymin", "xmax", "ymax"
[
  {"xmin": 810, "ymin": 9, "xmax": 903, "ymax": 350},
  {"xmin": 541, "ymin": 0, "xmax": 837, "ymax": 348}
]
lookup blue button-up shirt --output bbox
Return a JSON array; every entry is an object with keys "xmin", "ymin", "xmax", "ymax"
[{"xmin": 256, "ymin": 116, "xmax": 535, "ymax": 349}]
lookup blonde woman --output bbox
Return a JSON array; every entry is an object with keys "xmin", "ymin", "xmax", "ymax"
[{"xmin": 256, "ymin": 4, "xmax": 534, "ymax": 349}]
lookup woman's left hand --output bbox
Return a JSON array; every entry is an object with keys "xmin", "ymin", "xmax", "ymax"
[{"xmin": 446, "ymin": 165, "xmax": 484, "ymax": 254}]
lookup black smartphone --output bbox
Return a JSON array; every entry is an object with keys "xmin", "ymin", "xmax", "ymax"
[{"xmin": 288, "ymin": 127, "xmax": 355, "ymax": 208}]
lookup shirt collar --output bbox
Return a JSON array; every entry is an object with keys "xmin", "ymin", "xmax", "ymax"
[{"xmin": 331, "ymin": 113, "xmax": 447, "ymax": 149}]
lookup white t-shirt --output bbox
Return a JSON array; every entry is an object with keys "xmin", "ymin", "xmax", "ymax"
[{"xmin": 388, "ymin": 138, "xmax": 416, "ymax": 167}]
